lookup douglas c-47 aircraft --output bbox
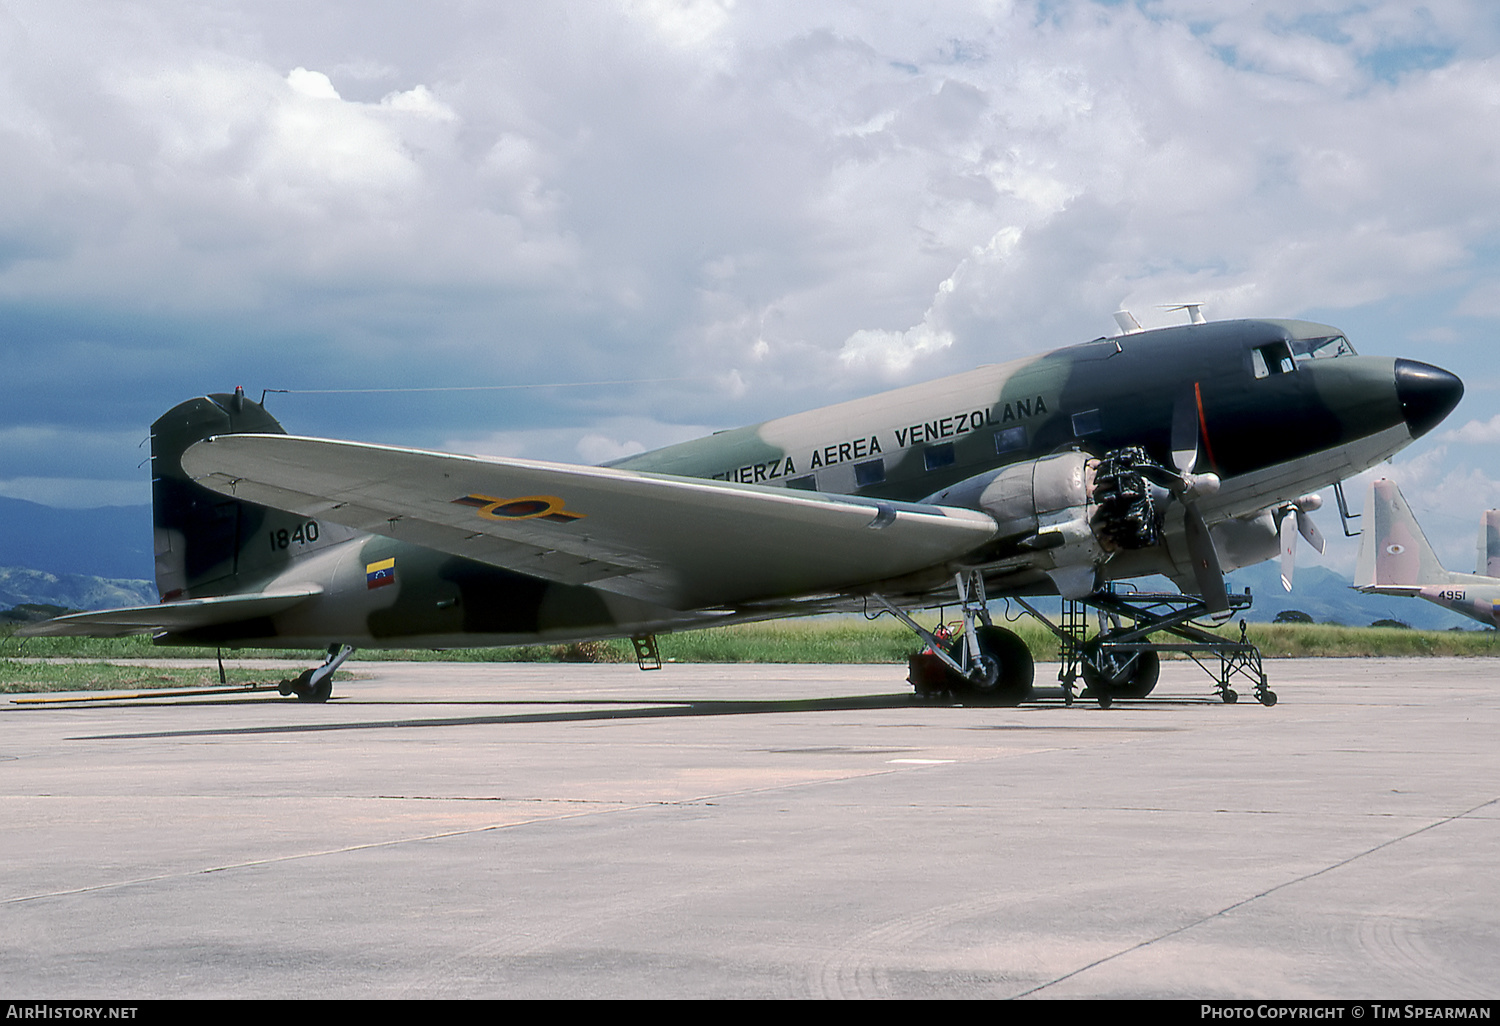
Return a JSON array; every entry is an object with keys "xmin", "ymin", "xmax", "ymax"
[{"xmin": 22, "ymin": 315, "xmax": 1463, "ymax": 706}]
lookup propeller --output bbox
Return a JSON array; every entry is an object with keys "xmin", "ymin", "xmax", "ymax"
[
  {"xmin": 1277, "ymin": 494, "xmax": 1326, "ymax": 591},
  {"xmin": 1167, "ymin": 385, "xmax": 1229, "ymax": 613}
]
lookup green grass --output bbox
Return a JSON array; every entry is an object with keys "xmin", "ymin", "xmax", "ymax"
[
  {"xmin": 1246, "ymin": 622, "xmax": 1500, "ymax": 658},
  {"xmin": 2, "ymin": 617, "xmax": 1496, "ymax": 694},
  {"xmin": 0, "ymin": 660, "xmax": 280, "ymax": 694}
]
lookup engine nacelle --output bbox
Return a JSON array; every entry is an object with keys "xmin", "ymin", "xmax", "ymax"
[
  {"xmin": 926, "ymin": 447, "xmax": 1281, "ymax": 600},
  {"xmin": 924, "ymin": 451, "xmax": 1088, "ymax": 535},
  {"xmin": 924, "ymin": 452, "xmax": 1108, "ymax": 596}
]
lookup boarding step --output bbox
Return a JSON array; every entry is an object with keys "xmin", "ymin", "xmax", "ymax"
[{"xmin": 630, "ymin": 634, "xmax": 662, "ymax": 671}]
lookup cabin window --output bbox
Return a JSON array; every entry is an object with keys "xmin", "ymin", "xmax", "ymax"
[
  {"xmin": 854, "ymin": 459, "xmax": 885, "ymax": 487},
  {"xmin": 994, "ymin": 426, "xmax": 1027, "ymax": 454},
  {"xmin": 1071, "ymin": 409, "xmax": 1102, "ymax": 437},
  {"xmin": 785, "ymin": 475, "xmax": 816, "ymax": 491},
  {"xmin": 1252, "ymin": 341, "xmax": 1297, "ymax": 378},
  {"xmin": 923, "ymin": 443, "xmax": 955, "ymax": 471}
]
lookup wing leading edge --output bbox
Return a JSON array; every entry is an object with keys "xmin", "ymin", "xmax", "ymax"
[{"xmin": 181, "ymin": 434, "xmax": 999, "ymax": 610}]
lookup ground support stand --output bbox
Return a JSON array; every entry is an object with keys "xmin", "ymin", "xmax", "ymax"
[{"xmin": 1014, "ymin": 589, "xmax": 1274, "ymax": 708}]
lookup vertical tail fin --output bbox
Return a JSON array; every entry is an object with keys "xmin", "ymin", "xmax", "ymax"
[
  {"xmin": 1480, "ymin": 510, "xmax": 1500, "ymax": 578},
  {"xmin": 152, "ymin": 389, "xmax": 335, "ymax": 600},
  {"xmin": 1354, "ymin": 478, "xmax": 1451, "ymax": 587}
]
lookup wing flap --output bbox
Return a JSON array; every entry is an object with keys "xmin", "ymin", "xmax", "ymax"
[
  {"xmin": 181, "ymin": 434, "xmax": 999, "ymax": 609},
  {"xmin": 16, "ymin": 587, "xmax": 323, "ymax": 638}
]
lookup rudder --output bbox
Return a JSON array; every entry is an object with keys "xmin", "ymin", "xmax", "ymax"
[
  {"xmin": 1480, "ymin": 509, "xmax": 1500, "ymax": 578},
  {"xmin": 152, "ymin": 388, "xmax": 329, "ymax": 600}
]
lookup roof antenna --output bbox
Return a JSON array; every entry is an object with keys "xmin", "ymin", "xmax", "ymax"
[
  {"xmin": 233, "ymin": 386, "xmax": 245, "ymax": 412},
  {"xmin": 1161, "ymin": 303, "xmax": 1207, "ymax": 325},
  {"xmin": 1112, "ymin": 309, "xmax": 1144, "ymax": 335}
]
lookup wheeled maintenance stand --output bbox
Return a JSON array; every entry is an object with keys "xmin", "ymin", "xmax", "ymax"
[{"xmin": 1016, "ymin": 586, "xmax": 1274, "ymax": 708}]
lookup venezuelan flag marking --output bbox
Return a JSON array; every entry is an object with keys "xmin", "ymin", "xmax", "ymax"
[{"xmin": 366, "ymin": 557, "xmax": 396, "ymax": 590}]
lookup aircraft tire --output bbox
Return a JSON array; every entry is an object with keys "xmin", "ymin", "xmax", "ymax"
[
  {"xmin": 948, "ymin": 626, "xmax": 1034, "ymax": 706},
  {"xmin": 286, "ymin": 667, "xmax": 334, "ymax": 703},
  {"xmin": 1080, "ymin": 646, "xmax": 1160, "ymax": 700},
  {"xmin": 283, "ymin": 669, "xmax": 314, "ymax": 701}
]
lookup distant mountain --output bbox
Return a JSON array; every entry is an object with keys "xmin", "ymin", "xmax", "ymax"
[
  {"xmin": 0, "ymin": 566, "xmax": 155, "ymax": 611},
  {"xmin": 0, "ymin": 496, "xmax": 153, "ymax": 580},
  {"xmin": 1014, "ymin": 562, "xmax": 1486, "ymax": 632},
  {"xmin": 1225, "ymin": 561, "xmax": 1486, "ymax": 631}
]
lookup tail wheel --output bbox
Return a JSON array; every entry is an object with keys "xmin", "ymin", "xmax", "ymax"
[
  {"xmin": 281, "ymin": 668, "xmax": 334, "ymax": 703},
  {"xmin": 948, "ymin": 625, "xmax": 1035, "ymax": 706},
  {"xmin": 1081, "ymin": 646, "xmax": 1160, "ymax": 701}
]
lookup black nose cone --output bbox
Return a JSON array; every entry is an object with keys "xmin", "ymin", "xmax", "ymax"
[{"xmin": 1396, "ymin": 359, "xmax": 1464, "ymax": 438}]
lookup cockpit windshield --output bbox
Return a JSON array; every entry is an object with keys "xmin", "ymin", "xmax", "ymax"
[
  {"xmin": 1251, "ymin": 333, "xmax": 1357, "ymax": 379},
  {"xmin": 1290, "ymin": 335, "xmax": 1356, "ymax": 361}
]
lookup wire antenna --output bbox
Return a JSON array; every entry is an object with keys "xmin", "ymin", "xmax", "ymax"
[{"xmin": 260, "ymin": 377, "xmax": 695, "ymax": 405}]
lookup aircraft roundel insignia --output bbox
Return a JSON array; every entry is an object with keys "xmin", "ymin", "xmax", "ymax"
[
  {"xmin": 451, "ymin": 493, "xmax": 585, "ymax": 524},
  {"xmin": 1385, "ymin": 543, "xmax": 1405, "ymax": 555}
]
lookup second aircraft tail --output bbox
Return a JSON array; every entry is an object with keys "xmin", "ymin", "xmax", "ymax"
[
  {"xmin": 1354, "ymin": 478, "xmax": 1455, "ymax": 588},
  {"xmin": 1479, "ymin": 510, "xmax": 1500, "ymax": 578}
]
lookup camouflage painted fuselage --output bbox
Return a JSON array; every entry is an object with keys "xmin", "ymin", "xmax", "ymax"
[
  {"xmin": 612, "ymin": 319, "xmax": 1410, "ymax": 499},
  {"xmin": 153, "ymin": 318, "xmax": 1458, "ymax": 648}
]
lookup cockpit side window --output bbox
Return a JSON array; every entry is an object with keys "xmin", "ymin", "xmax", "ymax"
[{"xmin": 1251, "ymin": 341, "xmax": 1297, "ymax": 379}]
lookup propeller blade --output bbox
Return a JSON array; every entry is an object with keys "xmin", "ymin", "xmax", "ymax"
[
  {"xmin": 1171, "ymin": 387, "xmax": 1200, "ymax": 476},
  {"xmin": 1184, "ymin": 501, "xmax": 1229, "ymax": 612},
  {"xmin": 1280, "ymin": 512, "xmax": 1297, "ymax": 592},
  {"xmin": 1297, "ymin": 508, "xmax": 1326, "ymax": 554}
]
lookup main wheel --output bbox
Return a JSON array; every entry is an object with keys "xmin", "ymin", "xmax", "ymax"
[
  {"xmin": 1080, "ymin": 646, "xmax": 1160, "ymax": 701},
  {"xmin": 948, "ymin": 626, "xmax": 1034, "ymax": 706}
]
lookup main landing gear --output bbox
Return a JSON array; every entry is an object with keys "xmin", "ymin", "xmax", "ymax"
[
  {"xmin": 1016, "ymin": 588, "xmax": 1274, "ymax": 708},
  {"xmin": 278, "ymin": 643, "xmax": 356, "ymax": 703},
  {"xmin": 877, "ymin": 577, "xmax": 1277, "ymax": 709},
  {"xmin": 875, "ymin": 571, "xmax": 1035, "ymax": 706}
]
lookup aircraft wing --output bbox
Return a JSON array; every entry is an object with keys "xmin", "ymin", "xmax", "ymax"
[
  {"xmin": 15, "ymin": 587, "xmax": 324, "ymax": 638},
  {"xmin": 181, "ymin": 434, "xmax": 1000, "ymax": 609}
]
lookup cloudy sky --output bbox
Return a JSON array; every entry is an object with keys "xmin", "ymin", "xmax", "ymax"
[{"xmin": 2, "ymin": 0, "xmax": 1499, "ymax": 576}]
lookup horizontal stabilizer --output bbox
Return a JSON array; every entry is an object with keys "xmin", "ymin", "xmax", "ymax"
[
  {"xmin": 16, "ymin": 586, "xmax": 323, "ymax": 638},
  {"xmin": 180, "ymin": 434, "xmax": 1000, "ymax": 609},
  {"xmin": 1351, "ymin": 584, "xmax": 1424, "ymax": 596}
]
